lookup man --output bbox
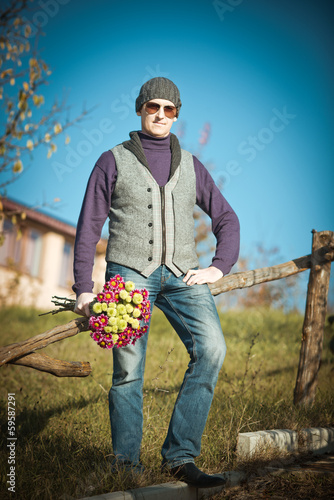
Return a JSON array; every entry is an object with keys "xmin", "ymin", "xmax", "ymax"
[{"xmin": 73, "ymin": 77, "xmax": 240, "ymax": 488}]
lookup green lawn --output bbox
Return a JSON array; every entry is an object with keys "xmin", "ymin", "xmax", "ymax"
[{"xmin": 0, "ymin": 306, "xmax": 333, "ymax": 499}]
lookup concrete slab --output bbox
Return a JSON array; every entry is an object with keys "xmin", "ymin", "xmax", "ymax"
[
  {"xmin": 300, "ymin": 427, "xmax": 334, "ymax": 454},
  {"xmin": 236, "ymin": 429, "xmax": 298, "ymax": 457}
]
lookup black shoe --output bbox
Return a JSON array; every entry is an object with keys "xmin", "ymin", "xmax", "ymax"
[{"xmin": 170, "ymin": 462, "xmax": 226, "ymax": 488}]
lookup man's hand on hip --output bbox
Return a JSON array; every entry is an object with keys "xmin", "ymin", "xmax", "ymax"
[
  {"xmin": 183, "ymin": 266, "xmax": 223, "ymax": 286},
  {"xmin": 74, "ymin": 292, "xmax": 96, "ymax": 317}
]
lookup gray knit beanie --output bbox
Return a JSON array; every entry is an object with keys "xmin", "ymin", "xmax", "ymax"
[{"xmin": 135, "ymin": 77, "xmax": 182, "ymax": 116}]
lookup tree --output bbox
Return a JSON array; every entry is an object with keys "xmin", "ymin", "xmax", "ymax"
[{"xmin": 0, "ymin": 0, "xmax": 91, "ymax": 215}]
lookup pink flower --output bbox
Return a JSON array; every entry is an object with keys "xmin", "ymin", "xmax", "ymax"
[
  {"xmin": 97, "ymin": 292, "xmax": 105, "ymax": 302},
  {"xmin": 103, "ymin": 290, "xmax": 114, "ymax": 303},
  {"xmin": 99, "ymin": 314, "xmax": 109, "ymax": 326},
  {"xmin": 89, "ymin": 316, "xmax": 102, "ymax": 331}
]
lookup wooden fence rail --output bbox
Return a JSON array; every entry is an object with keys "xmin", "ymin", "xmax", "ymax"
[{"xmin": 1, "ymin": 230, "xmax": 333, "ymax": 405}]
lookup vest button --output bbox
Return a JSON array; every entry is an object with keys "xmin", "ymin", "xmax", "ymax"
[
  {"xmin": 148, "ymin": 222, "xmax": 153, "ymax": 227},
  {"xmin": 148, "ymin": 257, "xmax": 152, "ymax": 261},
  {"xmin": 148, "ymin": 204, "xmax": 152, "ymax": 209},
  {"xmin": 147, "ymin": 188, "xmax": 151, "ymax": 192},
  {"xmin": 149, "ymin": 240, "xmax": 153, "ymax": 244}
]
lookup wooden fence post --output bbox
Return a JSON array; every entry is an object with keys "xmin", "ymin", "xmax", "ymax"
[{"xmin": 293, "ymin": 230, "xmax": 334, "ymax": 406}]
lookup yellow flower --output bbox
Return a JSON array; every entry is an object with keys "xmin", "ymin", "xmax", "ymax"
[
  {"xmin": 112, "ymin": 334, "xmax": 119, "ymax": 342},
  {"xmin": 108, "ymin": 317, "xmax": 117, "ymax": 326},
  {"xmin": 44, "ymin": 132, "xmax": 51, "ymax": 142}
]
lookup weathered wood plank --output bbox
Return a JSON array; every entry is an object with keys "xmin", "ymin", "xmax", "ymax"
[
  {"xmin": 9, "ymin": 352, "xmax": 91, "ymax": 377},
  {"xmin": 293, "ymin": 230, "xmax": 333, "ymax": 406},
  {"xmin": 208, "ymin": 244, "xmax": 334, "ymax": 296},
  {"xmin": 0, "ymin": 317, "xmax": 89, "ymax": 366}
]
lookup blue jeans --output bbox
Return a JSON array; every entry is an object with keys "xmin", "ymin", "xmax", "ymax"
[{"xmin": 106, "ymin": 263, "xmax": 226, "ymax": 469}]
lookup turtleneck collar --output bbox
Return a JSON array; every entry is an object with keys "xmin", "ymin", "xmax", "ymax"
[
  {"xmin": 122, "ymin": 131, "xmax": 181, "ymax": 181},
  {"xmin": 138, "ymin": 131, "xmax": 171, "ymax": 150}
]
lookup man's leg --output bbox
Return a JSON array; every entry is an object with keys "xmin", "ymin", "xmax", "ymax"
[
  {"xmin": 106, "ymin": 262, "xmax": 160, "ymax": 466},
  {"xmin": 156, "ymin": 267, "xmax": 226, "ymax": 469}
]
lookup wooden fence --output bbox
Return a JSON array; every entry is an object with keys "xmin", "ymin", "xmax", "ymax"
[{"xmin": 0, "ymin": 229, "xmax": 333, "ymax": 406}]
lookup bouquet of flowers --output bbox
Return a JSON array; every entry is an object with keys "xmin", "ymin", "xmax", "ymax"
[{"xmin": 88, "ymin": 274, "xmax": 151, "ymax": 349}]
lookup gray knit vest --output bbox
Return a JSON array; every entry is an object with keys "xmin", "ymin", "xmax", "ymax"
[{"xmin": 106, "ymin": 144, "xmax": 199, "ymax": 277}]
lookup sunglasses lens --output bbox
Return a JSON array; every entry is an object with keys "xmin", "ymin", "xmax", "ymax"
[
  {"xmin": 145, "ymin": 103, "xmax": 160, "ymax": 114},
  {"xmin": 164, "ymin": 106, "xmax": 176, "ymax": 118}
]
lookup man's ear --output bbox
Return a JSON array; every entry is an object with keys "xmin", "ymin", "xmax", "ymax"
[
  {"xmin": 173, "ymin": 116, "xmax": 178, "ymax": 122},
  {"xmin": 136, "ymin": 110, "xmax": 141, "ymax": 116}
]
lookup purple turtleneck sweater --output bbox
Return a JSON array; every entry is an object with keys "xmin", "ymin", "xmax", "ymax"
[{"xmin": 73, "ymin": 132, "xmax": 240, "ymax": 296}]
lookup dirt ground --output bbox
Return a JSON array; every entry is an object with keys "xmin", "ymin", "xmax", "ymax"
[{"xmin": 214, "ymin": 454, "xmax": 334, "ymax": 500}]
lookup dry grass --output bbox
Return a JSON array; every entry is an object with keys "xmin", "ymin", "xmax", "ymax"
[{"xmin": 0, "ymin": 306, "xmax": 333, "ymax": 499}]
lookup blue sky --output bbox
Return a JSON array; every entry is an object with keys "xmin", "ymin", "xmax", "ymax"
[{"xmin": 3, "ymin": 0, "xmax": 334, "ymax": 307}]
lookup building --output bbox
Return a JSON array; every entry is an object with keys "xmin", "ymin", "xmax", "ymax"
[{"xmin": 0, "ymin": 198, "xmax": 107, "ymax": 310}]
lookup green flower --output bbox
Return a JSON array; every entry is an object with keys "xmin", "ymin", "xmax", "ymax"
[
  {"xmin": 111, "ymin": 325, "xmax": 118, "ymax": 333},
  {"xmin": 117, "ymin": 319, "xmax": 127, "ymax": 332},
  {"xmin": 123, "ymin": 314, "xmax": 130, "ymax": 322},
  {"xmin": 101, "ymin": 302, "xmax": 108, "ymax": 311},
  {"xmin": 132, "ymin": 319, "xmax": 140, "ymax": 329},
  {"xmin": 116, "ymin": 304, "xmax": 126, "ymax": 315},
  {"xmin": 119, "ymin": 289, "xmax": 129, "ymax": 300},
  {"xmin": 132, "ymin": 293, "xmax": 143, "ymax": 305},
  {"xmin": 108, "ymin": 317, "xmax": 117, "ymax": 326},
  {"xmin": 92, "ymin": 302, "xmax": 102, "ymax": 314},
  {"xmin": 112, "ymin": 333, "xmax": 119, "ymax": 342},
  {"xmin": 125, "ymin": 281, "xmax": 135, "ymax": 292},
  {"xmin": 104, "ymin": 326, "xmax": 112, "ymax": 333},
  {"xmin": 107, "ymin": 307, "xmax": 117, "ymax": 317},
  {"xmin": 133, "ymin": 308, "xmax": 141, "ymax": 318},
  {"xmin": 126, "ymin": 304, "xmax": 134, "ymax": 314}
]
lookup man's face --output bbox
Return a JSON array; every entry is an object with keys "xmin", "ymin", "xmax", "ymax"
[{"xmin": 136, "ymin": 98, "xmax": 177, "ymax": 138}]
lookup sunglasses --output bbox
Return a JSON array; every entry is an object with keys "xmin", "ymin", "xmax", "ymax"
[{"xmin": 145, "ymin": 102, "xmax": 177, "ymax": 118}]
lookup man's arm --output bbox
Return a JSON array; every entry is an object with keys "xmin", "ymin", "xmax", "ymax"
[
  {"xmin": 184, "ymin": 156, "xmax": 240, "ymax": 286},
  {"xmin": 72, "ymin": 150, "xmax": 117, "ymax": 315}
]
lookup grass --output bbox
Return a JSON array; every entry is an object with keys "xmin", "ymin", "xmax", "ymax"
[{"xmin": 0, "ymin": 306, "xmax": 333, "ymax": 499}]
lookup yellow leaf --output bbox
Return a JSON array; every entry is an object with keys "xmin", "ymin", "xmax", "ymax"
[
  {"xmin": 65, "ymin": 135, "xmax": 70, "ymax": 144},
  {"xmin": 24, "ymin": 25, "xmax": 32, "ymax": 37},
  {"xmin": 13, "ymin": 160, "xmax": 23, "ymax": 173},
  {"xmin": 11, "ymin": 215, "xmax": 17, "ymax": 225},
  {"xmin": 26, "ymin": 139, "xmax": 34, "ymax": 151},
  {"xmin": 21, "ymin": 212, "xmax": 26, "ymax": 220},
  {"xmin": 14, "ymin": 18, "xmax": 21, "ymax": 26},
  {"xmin": 51, "ymin": 143, "xmax": 57, "ymax": 152},
  {"xmin": 44, "ymin": 132, "xmax": 51, "ymax": 142},
  {"xmin": 47, "ymin": 149, "xmax": 52, "ymax": 159},
  {"xmin": 54, "ymin": 123, "xmax": 62, "ymax": 134},
  {"xmin": 23, "ymin": 82, "xmax": 29, "ymax": 91},
  {"xmin": 10, "ymin": 78, "xmax": 15, "ymax": 86}
]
